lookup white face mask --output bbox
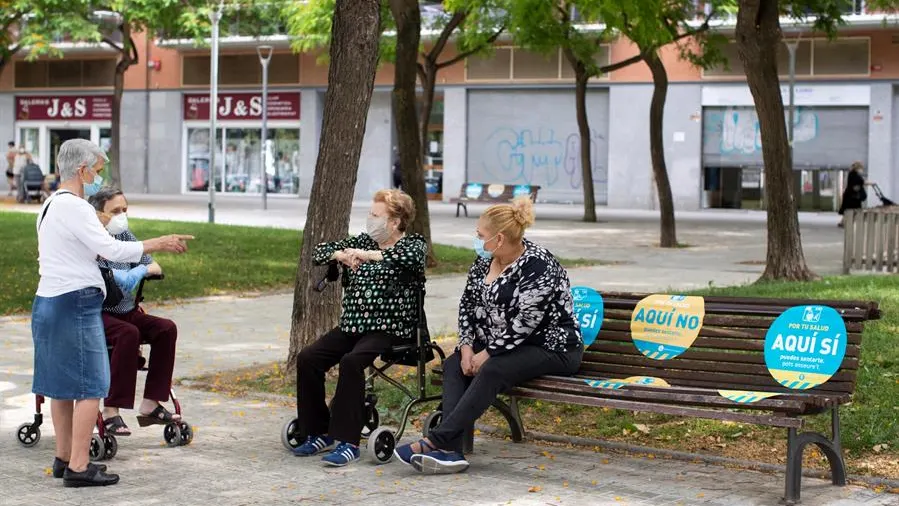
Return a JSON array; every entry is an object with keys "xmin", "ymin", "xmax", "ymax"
[
  {"xmin": 106, "ymin": 213, "xmax": 129, "ymax": 235},
  {"xmin": 366, "ymin": 215, "xmax": 391, "ymax": 244}
]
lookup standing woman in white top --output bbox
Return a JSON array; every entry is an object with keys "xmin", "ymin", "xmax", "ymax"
[{"xmin": 32, "ymin": 139, "xmax": 193, "ymax": 488}]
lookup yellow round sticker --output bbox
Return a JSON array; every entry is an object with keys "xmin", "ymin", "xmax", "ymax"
[
  {"xmin": 631, "ymin": 294, "xmax": 705, "ymax": 360},
  {"xmin": 718, "ymin": 390, "xmax": 781, "ymax": 404}
]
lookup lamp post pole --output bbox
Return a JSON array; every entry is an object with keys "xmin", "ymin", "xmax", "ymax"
[
  {"xmin": 257, "ymin": 45, "xmax": 273, "ymax": 210},
  {"xmin": 207, "ymin": 1, "xmax": 224, "ymax": 223}
]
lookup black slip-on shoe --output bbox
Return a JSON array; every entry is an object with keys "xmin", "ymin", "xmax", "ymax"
[
  {"xmin": 62, "ymin": 465, "xmax": 119, "ymax": 487},
  {"xmin": 52, "ymin": 458, "xmax": 106, "ymax": 479}
]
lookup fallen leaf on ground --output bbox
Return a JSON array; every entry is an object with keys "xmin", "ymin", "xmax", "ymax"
[
  {"xmin": 528, "ymin": 486, "xmax": 542, "ymax": 493},
  {"xmin": 633, "ymin": 424, "xmax": 651, "ymax": 434}
]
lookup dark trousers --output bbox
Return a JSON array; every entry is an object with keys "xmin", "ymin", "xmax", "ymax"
[
  {"xmin": 429, "ymin": 345, "xmax": 583, "ymax": 453},
  {"xmin": 102, "ymin": 310, "xmax": 178, "ymax": 409},
  {"xmin": 295, "ymin": 328, "xmax": 393, "ymax": 446}
]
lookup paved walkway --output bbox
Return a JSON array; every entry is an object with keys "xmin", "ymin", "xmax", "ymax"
[{"xmin": 3, "ymin": 196, "xmax": 893, "ymax": 504}]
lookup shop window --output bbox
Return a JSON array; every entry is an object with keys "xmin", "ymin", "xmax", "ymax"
[
  {"xmin": 559, "ymin": 45, "xmax": 612, "ymax": 79},
  {"xmin": 14, "ymin": 59, "xmax": 115, "ymax": 88},
  {"xmin": 813, "ymin": 38, "xmax": 869, "ymax": 75},
  {"xmin": 513, "ymin": 48, "xmax": 561, "ymax": 79},
  {"xmin": 466, "ymin": 47, "xmax": 512, "ymax": 80},
  {"xmin": 776, "ymin": 40, "xmax": 812, "ymax": 76},
  {"xmin": 182, "ymin": 53, "xmax": 300, "ymax": 86},
  {"xmin": 185, "ymin": 127, "xmax": 300, "ymax": 194}
]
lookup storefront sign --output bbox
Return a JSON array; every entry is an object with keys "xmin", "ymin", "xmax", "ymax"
[
  {"xmin": 764, "ymin": 305, "xmax": 847, "ymax": 390},
  {"xmin": 183, "ymin": 92, "xmax": 301, "ymax": 121},
  {"xmin": 701, "ymin": 84, "xmax": 871, "ymax": 107},
  {"xmin": 631, "ymin": 294, "xmax": 705, "ymax": 360},
  {"xmin": 571, "ymin": 286, "xmax": 603, "ymax": 346},
  {"xmin": 16, "ymin": 95, "xmax": 112, "ymax": 121}
]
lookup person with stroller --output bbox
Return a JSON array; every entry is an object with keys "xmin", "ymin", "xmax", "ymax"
[
  {"xmin": 838, "ymin": 161, "xmax": 874, "ymax": 227},
  {"xmin": 13, "ymin": 144, "xmax": 32, "ymax": 202},
  {"xmin": 32, "ymin": 139, "xmax": 192, "ymax": 487},
  {"xmin": 6, "ymin": 141, "xmax": 15, "ymax": 196},
  {"xmin": 293, "ymin": 189, "xmax": 427, "ymax": 467},
  {"xmin": 394, "ymin": 197, "xmax": 583, "ymax": 474},
  {"xmin": 88, "ymin": 187, "xmax": 181, "ymax": 438}
]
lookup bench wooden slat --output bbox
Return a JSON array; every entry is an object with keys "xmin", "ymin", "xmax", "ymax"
[
  {"xmin": 599, "ymin": 319, "xmax": 864, "ymax": 344},
  {"xmin": 602, "ymin": 309, "xmax": 868, "ymax": 331},
  {"xmin": 525, "ymin": 377, "xmax": 810, "ymax": 412},
  {"xmin": 585, "ymin": 342, "xmax": 861, "ymax": 365},
  {"xmin": 582, "ymin": 351, "xmax": 859, "ymax": 380},
  {"xmin": 601, "ymin": 293, "xmax": 880, "ymax": 319},
  {"xmin": 578, "ymin": 362, "xmax": 856, "ymax": 393},
  {"xmin": 509, "ymin": 387, "xmax": 804, "ymax": 428}
]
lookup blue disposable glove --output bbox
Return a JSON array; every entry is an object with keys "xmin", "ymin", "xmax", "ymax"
[{"xmin": 111, "ymin": 265, "xmax": 149, "ymax": 293}]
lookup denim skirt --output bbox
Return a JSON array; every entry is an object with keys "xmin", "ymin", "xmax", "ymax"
[{"xmin": 31, "ymin": 287, "xmax": 110, "ymax": 400}]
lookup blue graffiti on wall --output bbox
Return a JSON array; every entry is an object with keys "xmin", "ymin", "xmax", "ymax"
[
  {"xmin": 703, "ymin": 107, "xmax": 819, "ymax": 155},
  {"xmin": 482, "ymin": 127, "xmax": 607, "ymax": 189}
]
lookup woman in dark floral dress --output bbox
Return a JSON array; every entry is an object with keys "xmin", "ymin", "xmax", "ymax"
[
  {"xmin": 395, "ymin": 197, "xmax": 583, "ymax": 474},
  {"xmin": 293, "ymin": 189, "xmax": 427, "ymax": 467}
]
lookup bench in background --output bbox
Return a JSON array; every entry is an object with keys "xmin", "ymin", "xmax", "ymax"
[{"xmin": 449, "ymin": 183, "xmax": 540, "ymax": 218}]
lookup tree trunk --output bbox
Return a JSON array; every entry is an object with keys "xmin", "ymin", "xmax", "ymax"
[
  {"xmin": 418, "ymin": 61, "xmax": 436, "ymax": 169},
  {"xmin": 735, "ymin": 0, "xmax": 815, "ymax": 281},
  {"xmin": 390, "ymin": 0, "xmax": 436, "ymax": 266},
  {"xmin": 108, "ymin": 25, "xmax": 135, "ymax": 188},
  {"xmin": 286, "ymin": 0, "xmax": 381, "ymax": 372},
  {"xmin": 572, "ymin": 63, "xmax": 597, "ymax": 223},
  {"xmin": 645, "ymin": 51, "xmax": 678, "ymax": 248}
]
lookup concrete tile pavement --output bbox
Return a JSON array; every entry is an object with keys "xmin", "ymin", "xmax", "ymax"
[{"xmin": 2, "ymin": 388, "xmax": 895, "ymax": 506}]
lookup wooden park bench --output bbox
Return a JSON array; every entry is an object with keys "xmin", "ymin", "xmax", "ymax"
[
  {"xmin": 431, "ymin": 292, "xmax": 881, "ymax": 505},
  {"xmin": 449, "ymin": 183, "xmax": 540, "ymax": 218}
]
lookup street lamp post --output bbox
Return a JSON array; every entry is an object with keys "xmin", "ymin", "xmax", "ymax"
[
  {"xmin": 207, "ymin": 1, "xmax": 224, "ymax": 224},
  {"xmin": 257, "ymin": 45, "xmax": 273, "ymax": 210}
]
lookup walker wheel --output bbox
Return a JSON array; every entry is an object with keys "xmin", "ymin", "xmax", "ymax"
[
  {"xmin": 178, "ymin": 422, "xmax": 194, "ymax": 446},
  {"xmin": 16, "ymin": 423, "xmax": 41, "ymax": 447},
  {"xmin": 281, "ymin": 418, "xmax": 303, "ymax": 451},
  {"xmin": 89, "ymin": 434, "xmax": 106, "ymax": 461},
  {"xmin": 367, "ymin": 427, "xmax": 396, "ymax": 464},
  {"xmin": 163, "ymin": 422, "xmax": 182, "ymax": 448},
  {"xmin": 103, "ymin": 435, "xmax": 118, "ymax": 460},
  {"xmin": 423, "ymin": 410, "xmax": 443, "ymax": 438},
  {"xmin": 361, "ymin": 406, "xmax": 380, "ymax": 439}
]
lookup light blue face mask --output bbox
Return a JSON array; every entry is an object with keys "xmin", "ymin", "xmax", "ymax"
[
  {"xmin": 83, "ymin": 171, "xmax": 103, "ymax": 197},
  {"xmin": 473, "ymin": 234, "xmax": 498, "ymax": 260}
]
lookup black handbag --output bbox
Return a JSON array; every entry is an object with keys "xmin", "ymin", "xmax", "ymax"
[{"xmin": 39, "ymin": 193, "xmax": 125, "ymax": 306}]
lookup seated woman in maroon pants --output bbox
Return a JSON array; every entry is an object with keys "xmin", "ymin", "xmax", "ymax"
[{"xmin": 90, "ymin": 187, "xmax": 180, "ymax": 436}]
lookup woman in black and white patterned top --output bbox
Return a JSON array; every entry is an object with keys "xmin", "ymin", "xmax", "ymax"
[{"xmin": 395, "ymin": 197, "xmax": 582, "ymax": 474}]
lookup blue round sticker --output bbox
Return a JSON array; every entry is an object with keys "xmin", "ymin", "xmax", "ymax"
[
  {"xmin": 571, "ymin": 286, "xmax": 603, "ymax": 346},
  {"xmin": 764, "ymin": 305, "xmax": 847, "ymax": 390}
]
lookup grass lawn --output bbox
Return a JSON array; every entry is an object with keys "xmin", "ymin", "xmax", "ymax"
[
  {"xmin": 0, "ymin": 211, "xmax": 594, "ymax": 316},
  {"xmin": 186, "ymin": 275, "xmax": 899, "ymax": 480}
]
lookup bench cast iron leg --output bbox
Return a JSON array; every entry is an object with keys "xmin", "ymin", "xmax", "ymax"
[
  {"xmin": 491, "ymin": 397, "xmax": 524, "ymax": 443},
  {"xmin": 782, "ymin": 408, "xmax": 847, "ymax": 505}
]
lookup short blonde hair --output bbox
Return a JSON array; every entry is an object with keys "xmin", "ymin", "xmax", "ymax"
[
  {"xmin": 481, "ymin": 196, "xmax": 536, "ymax": 242},
  {"xmin": 373, "ymin": 189, "xmax": 416, "ymax": 231},
  {"xmin": 851, "ymin": 161, "xmax": 864, "ymax": 172}
]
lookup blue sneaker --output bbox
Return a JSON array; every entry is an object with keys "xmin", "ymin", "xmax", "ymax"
[
  {"xmin": 293, "ymin": 435, "xmax": 334, "ymax": 457},
  {"xmin": 394, "ymin": 439, "xmax": 437, "ymax": 466},
  {"xmin": 410, "ymin": 450, "xmax": 469, "ymax": 474},
  {"xmin": 321, "ymin": 441, "xmax": 360, "ymax": 467}
]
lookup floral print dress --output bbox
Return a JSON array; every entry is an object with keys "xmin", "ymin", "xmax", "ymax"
[
  {"xmin": 457, "ymin": 239, "xmax": 582, "ymax": 355},
  {"xmin": 313, "ymin": 233, "xmax": 427, "ymax": 342}
]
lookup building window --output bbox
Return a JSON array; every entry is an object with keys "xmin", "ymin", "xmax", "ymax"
[
  {"xmin": 182, "ymin": 53, "xmax": 300, "ymax": 86},
  {"xmin": 14, "ymin": 59, "xmax": 116, "ymax": 88},
  {"xmin": 813, "ymin": 38, "xmax": 869, "ymax": 75},
  {"xmin": 467, "ymin": 46, "xmax": 611, "ymax": 81},
  {"xmin": 703, "ymin": 38, "xmax": 867, "ymax": 78},
  {"xmin": 466, "ymin": 47, "xmax": 512, "ymax": 80},
  {"xmin": 185, "ymin": 127, "xmax": 300, "ymax": 194}
]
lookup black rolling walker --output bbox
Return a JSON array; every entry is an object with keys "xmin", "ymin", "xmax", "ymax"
[
  {"xmin": 281, "ymin": 262, "xmax": 446, "ymax": 464},
  {"xmin": 15, "ymin": 274, "xmax": 193, "ymax": 460}
]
